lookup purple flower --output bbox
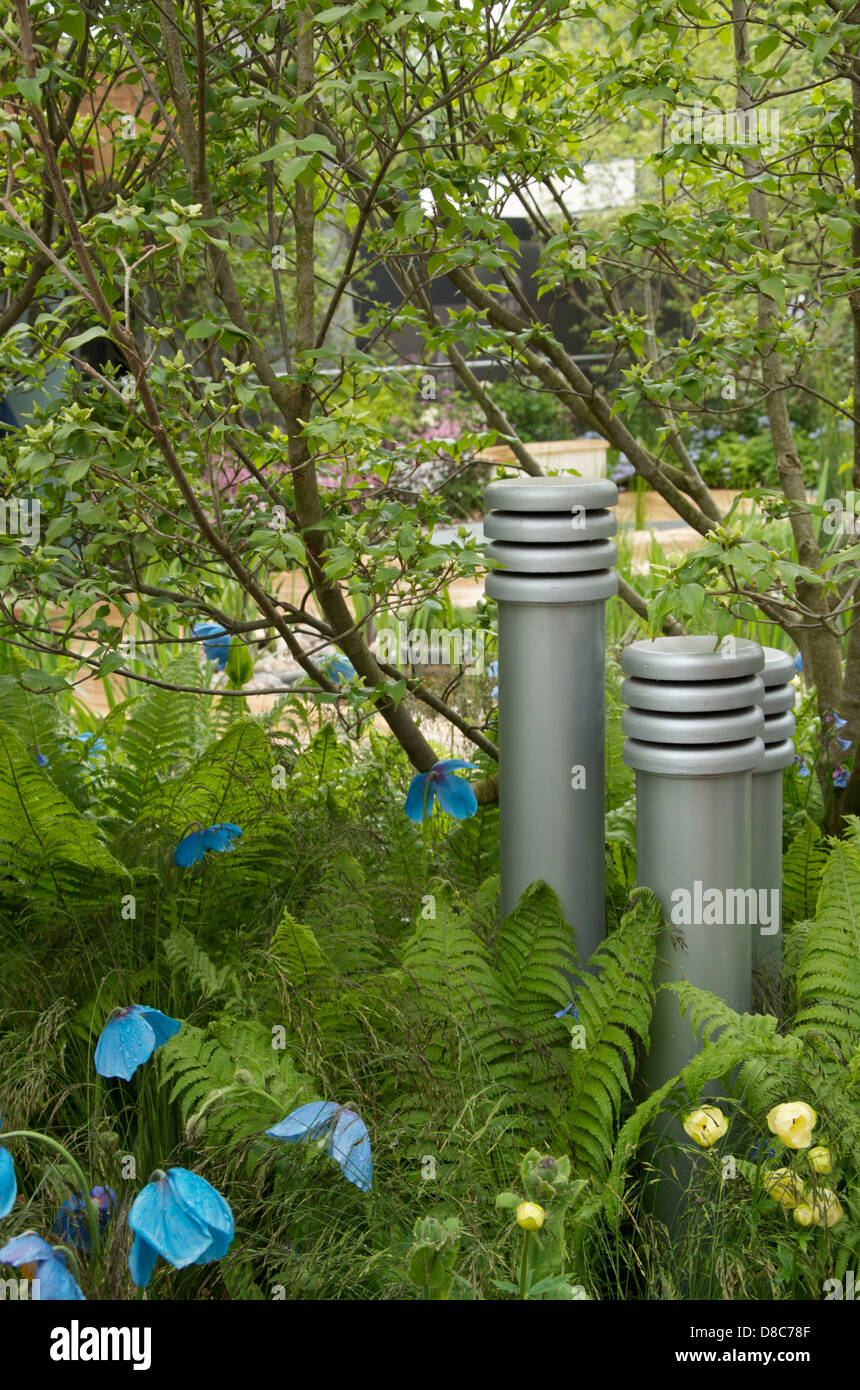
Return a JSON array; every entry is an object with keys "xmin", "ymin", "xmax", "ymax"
[
  {"xmin": 55, "ymin": 1187, "xmax": 116, "ymax": 1251},
  {"xmin": 404, "ymin": 759, "xmax": 478, "ymax": 821},
  {"xmin": 838, "ymin": 737, "xmax": 852, "ymax": 751},
  {"xmin": 794, "ymin": 755, "xmax": 810, "ymax": 778},
  {"xmin": 825, "ymin": 712, "xmax": 847, "ymax": 729},
  {"xmin": 833, "ymin": 765, "xmax": 849, "ymax": 788}
]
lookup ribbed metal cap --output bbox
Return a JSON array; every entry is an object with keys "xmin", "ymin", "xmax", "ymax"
[
  {"xmin": 484, "ymin": 508, "xmax": 617, "ymax": 543},
  {"xmin": 623, "ymin": 735, "xmax": 765, "ymax": 777},
  {"xmin": 484, "ymin": 475, "xmax": 618, "ymax": 513},
  {"xmin": 622, "ymin": 705, "xmax": 765, "ymax": 746},
  {"xmin": 758, "ymin": 738, "xmax": 797, "ymax": 773},
  {"xmin": 485, "ymin": 537, "xmax": 618, "ymax": 573},
  {"xmin": 621, "ymin": 673, "xmax": 764, "ymax": 714},
  {"xmin": 483, "ymin": 475, "xmax": 617, "ymax": 601},
  {"xmin": 761, "ymin": 647, "xmax": 796, "ymax": 687},
  {"xmin": 486, "ymin": 569, "xmax": 618, "ymax": 604},
  {"xmin": 622, "ymin": 635, "xmax": 764, "ymax": 682},
  {"xmin": 761, "ymin": 683, "xmax": 796, "ymax": 717},
  {"xmin": 761, "ymin": 709, "xmax": 796, "ymax": 745}
]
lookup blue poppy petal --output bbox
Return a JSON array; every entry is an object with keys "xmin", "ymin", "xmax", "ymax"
[
  {"xmin": 174, "ymin": 831, "xmax": 206, "ymax": 867},
  {"xmin": 94, "ymin": 1011, "xmax": 158, "ymax": 1081},
  {"xmin": 128, "ymin": 1234, "xmax": 159, "ymax": 1289},
  {"xmin": 128, "ymin": 1176, "xmax": 211, "ymax": 1270},
  {"xmin": 135, "ymin": 1008, "xmax": 181, "ymax": 1050},
  {"xmin": 266, "ymin": 1100, "xmax": 339, "ymax": 1142},
  {"xmin": 434, "ymin": 772, "xmax": 478, "ymax": 820},
  {"xmin": 201, "ymin": 823, "xmax": 243, "ymax": 853},
  {"xmin": 166, "ymin": 1169, "xmax": 233, "ymax": 1262},
  {"xmin": 328, "ymin": 1109, "xmax": 372, "ymax": 1192},
  {"xmin": 0, "ymin": 1147, "xmax": 16, "ymax": 1218},
  {"xmin": 404, "ymin": 772, "xmax": 434, "ymax": 822},
  {"xmin": 34, "ymin": 1254, "xmax": 86, "ymax": 1300},
  {"xmin": 433, "ymin": 758, "xmax": 478, "ymax": 772},
  {"xmin": 0, "ymin": 1232, "xmax": 55, "ymax": 1265}
]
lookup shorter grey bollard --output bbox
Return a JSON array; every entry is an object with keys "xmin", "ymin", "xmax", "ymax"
[
  {"xmin": 621, "ymin": 638, "xmax": 765, "ymax": 1220},
  {"xmin": 752, "ymin": 648, "xmax": 796, "ymax": 1004},
  {"xmin": 484, "ymin": 475, "xmax": 618, "ymax": 966}
]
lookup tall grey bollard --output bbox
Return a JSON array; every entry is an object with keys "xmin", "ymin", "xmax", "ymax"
[
  {"xmin": 621, "ymin": 637, "xmax": 765, "ymax": 1094},
  {"xmin": 484, "ymin": 475, "xmax": 618, "ymax": 964},
  {"xmin": 752, "ymin": 648, "xmax": 796, "ymax": 1003}
]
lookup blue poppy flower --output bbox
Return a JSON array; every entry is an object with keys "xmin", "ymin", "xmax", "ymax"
[
  {"xmin": 94, "ymin": 1005, "xmax": 181, "ymax": 1081},
  {"xmin": 794, "ymin": 755, "xmax": 810, "ymax": 779},
  {"xmin": 192, "ymin": 622, "xmax": 231, "ymax": 670},
  {"xmin": 794, "ymin": 651, "xmax": 803, "ymax": 672},
  {"xmin": 55, "ymin": 1187, "xmax": 116, "ymax": 1251},
  {"xmin": 174, "ymin": 821, "xmax": 243, "ymax": 867},
  {"xmin": 266, "ymin": 1101, "xmax": 372, "ymax": 1193},
  {"xmin": 554, "ymin": 1001, "xmax": 579, "ymax": 1020},
  {"xmin": 128, "ymin": 1168, "xmax": 233, "ymax": 1288},
  {"xmin": 0, "ymin": 1232, "xmax": 85, "ymax": 1299},
  {"xmin": 321, "ymin": 653, "xmax": 356, "ymax": 685},
  {"xmin": 833, "ymin": 765, "xmax": 849, "ymax": 788},
  {"xmin": 35, "ymin": 751, "xmax": 49, "ymax": 767},
  {"xmin": 73, "ymin": 732, "xmax": 107, "ymax": 761},
  {"xmin": 404, "ymin": 759, "xmax": 478, "ymax": 822},
  {"xmin": 0, "ymin": 1117, "xmax": 16, "ymax": 1218}
]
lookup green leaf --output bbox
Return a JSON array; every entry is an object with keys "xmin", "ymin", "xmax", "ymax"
[
  {"xmin": 15, "ymin": 77, "xmax": 42, "ymax": 106},
  {"xmin": 64, "ymin": 326, "xmax": 110, "ymax": 352},
  {"xmin": 186, "ymin": 318, "xmax": 221, "ymax": 340}
]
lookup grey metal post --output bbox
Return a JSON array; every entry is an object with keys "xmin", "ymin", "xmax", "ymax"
[
  {"xmin": 621, "ymin": 637, "xmax": 766, "ymax": 1088},
  {"xmin": 484, "ymin": 476, "xmax": 618, "ymax": 964},
  {"xmin": 752, "ymin": 648, "xmax": 796, "ymax": 1002},
  {"xmin": 621, "ymin": 637, "xmax": 766, "ymax": 1226}
]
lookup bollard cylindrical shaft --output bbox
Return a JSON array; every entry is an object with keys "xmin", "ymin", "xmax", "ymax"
[
  {"xmin": 621, "ymin": 636, "xmax": 765, "ymax": 1090},
  {"xmin": 752, "ymin": 647, "xmax": 796, "ymax": 1002},
  {"xmin": 484, "ymin": 475, "xmax": 618, "ymax": 964}
]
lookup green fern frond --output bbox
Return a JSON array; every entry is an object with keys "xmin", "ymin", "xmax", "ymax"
[
  {"xmin": 794, "ymin": 839, "xmax": 860, "ymax": 1046},
  {"xmin": 0, "ymin": 719, "xmax": 128, "ymax": 904},
  {"xmin": 494, "ymin": 881, "xmax": 574, "ymax": 1035},
  {"xmin": 163, "ymin": 926, "xmax": 236, "ymax": 1002},
  {"xmin": 109, "ymin": 653, "xmax": 201, "ymax": 815},
  {"xmin": 567, "ymin": 888, "xmax": 662, "ymax": 1175},
  {"xmin": 782, "ymin": 815, "xmax": 828, "ymax": 925}
]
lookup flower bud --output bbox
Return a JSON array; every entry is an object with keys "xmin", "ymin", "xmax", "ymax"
[
  {"xmin": 807, "ymin": 1145, "xmax": 831, "ymax": 1175},
  {"xmin": 516, "ymin": 1202, "xmax": 545, "ymax": 1232},
  {"xmin": 683, "ymin": 1106, "xmax": 728, "ymax": 1147}
]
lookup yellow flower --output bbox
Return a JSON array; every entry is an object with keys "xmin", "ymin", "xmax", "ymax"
[
  {"xmin": 762, "ymin": 1167, "xmax": 806, "ymax": 1209},
  {"xmin": 808, "ymin": 1189, "xmax": 844, "ymax": 1229},
  {"xmin": 683, "ymin": 1106, "xmax": 728, "ymax": 1147},
  {"xmin": 807, "ymin": 1145, "xmax": 832, "ymax": 1175},
  {"xmin": 766, "ymin": 1101, "xmax": 817, "ymax": 1149},
  {"xmin": 515, "ymin": 1201, "xmax": 545, "ymax": 1231},
  {"xmin": 793, "ymin": 1205, "xmax": 815, "ymax": 1227}
]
